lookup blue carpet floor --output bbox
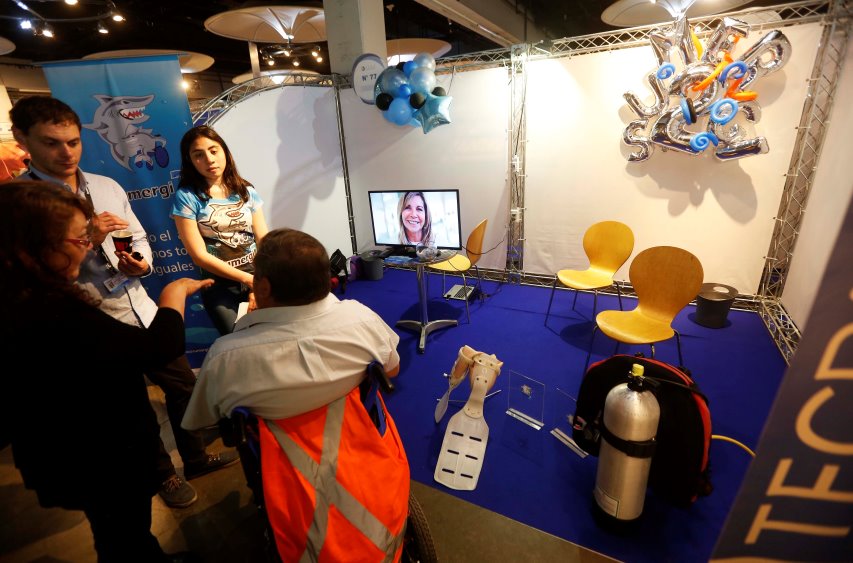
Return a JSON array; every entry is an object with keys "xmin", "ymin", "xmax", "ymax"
[{"xmin": 341, "ymin": 267, "xmax": 788, "ymax": 563}]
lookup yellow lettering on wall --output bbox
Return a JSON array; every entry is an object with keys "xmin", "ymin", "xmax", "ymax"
[
  {"xmin": 767, "ymin": 458, "xmax": 853, "ymax": 502},
  {"xmin": 796, "ymin": 387, "xmax": 853, "ymax": 455},
  {"xmin": 815, "ymin": 323, "xmax": 853, "ymax": 380},
  {"xmin": 745, "ymin": 504, "xmax": 849, "ymax": 544}
]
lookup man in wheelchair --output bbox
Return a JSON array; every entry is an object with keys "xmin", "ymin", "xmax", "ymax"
[{"xmin": 182, "ymin": 228, "xmax": 408, "ymax": 562}]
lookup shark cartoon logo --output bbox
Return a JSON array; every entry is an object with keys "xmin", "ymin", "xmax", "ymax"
[
  {"xmin": 200, "ymin": 202, "xmax": 257, "ymax": 267},
  {"xmin": 83, "ymin": 94, "xmax": 170, "ymax": 171}
]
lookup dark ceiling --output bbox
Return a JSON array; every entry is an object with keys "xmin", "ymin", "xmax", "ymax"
[{"xmin": 0, "ymin": 0, "xmax": 780, "ymax": 79}]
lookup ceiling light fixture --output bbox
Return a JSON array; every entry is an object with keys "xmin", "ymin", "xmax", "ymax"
[{"xmin": 8, "ymin": 0, "xmax": 127, "ymax": 41}]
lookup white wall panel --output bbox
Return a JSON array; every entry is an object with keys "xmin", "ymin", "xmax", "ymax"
[
  {"xmin": 523, "ymin": 23, "xmax": 822, "ymax": 294},
  {"xmin": 340, "ymin": 67, "xmax": 510, "ymax": 270},
  {"xmin": 212, "ymin": 87, "xmax": 353, "ymax": 256}
]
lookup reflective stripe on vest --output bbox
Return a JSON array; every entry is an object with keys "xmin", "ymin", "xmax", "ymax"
[{"xmin": 266, "ymin": 395, "xmax": 406, "ymax": 562}]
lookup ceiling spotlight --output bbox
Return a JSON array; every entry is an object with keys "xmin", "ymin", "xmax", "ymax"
[
  {"xmin": 111, "ymin": 13, "xmax": 125, "ymax": 22},
  {"xmin": 19, "ymin": 19, "xmax": 32, "ymax": 30},
  {"xmin": 270, "ymin": 75, "xmax": 285, "ymax": 85},
  {"xmin": 266, "ymin": 58, "xmax": 275, "ymax": 66},
  {"xmin": 283, "ymin": 49, "xmax": 290, "ymax": 57},
  {"xmin": 181, "ymin": 79, "xmax": 189, "ymax": 90},
  {"xmin": 65, "ymin": 0, "xmax": 78, "ymax": 5},
  {"xmin": 311, "ymin": 50, "xmax": 319, "ymax": 58},
  {"xmin": 97, "ymin": 22, "xmax": 108, "ymax": 34},
  {"xmin": 316, "ymin": 56, "xmax": 323, "ymax": 63},
  {"xmin": 42, "ymin": 24, "xmax": 54, "ymax": 38},
  {"xmin": 293, "ymin": 59, "xmax": 300, "ymax": 67}
]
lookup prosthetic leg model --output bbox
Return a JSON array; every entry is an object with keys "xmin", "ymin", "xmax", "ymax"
[{"xmin": 434, "ymin": 346, "xmax": 503, "ymax": 491}]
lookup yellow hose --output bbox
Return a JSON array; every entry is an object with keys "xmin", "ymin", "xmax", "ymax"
[{"xmin": 712, "ymin": 434, "xmax": 755, "ymax": 457}]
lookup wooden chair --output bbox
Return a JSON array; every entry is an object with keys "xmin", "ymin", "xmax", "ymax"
[
  {"xmin": 545, "ymin": 221, "xmax": 634, "ymax": 324},
  {"xmin": 428, "ymin": 219, "xmax": 488, "ymax": 323},
  {"xmin": 589, "ymin": 245, "xmax": 704, "ymax": 368}
]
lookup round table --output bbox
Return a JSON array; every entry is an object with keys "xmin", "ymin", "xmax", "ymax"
[{"xmin": 395, "ymin": 250, "xmax": 457, "ymax": 354}]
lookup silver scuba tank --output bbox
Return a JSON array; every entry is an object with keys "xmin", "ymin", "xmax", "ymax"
[{"xmin": 594, "ymin": 363, "xmax": 660, "ymax": 523}]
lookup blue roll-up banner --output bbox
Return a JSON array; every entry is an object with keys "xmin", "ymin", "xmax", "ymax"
[
  {"xmin": 43, "ymin": 55, "xmax": 217, "ymax": 366},
  {"xmin": 712, "ymin": 197, "xmax": 853, "ymax": 561}
]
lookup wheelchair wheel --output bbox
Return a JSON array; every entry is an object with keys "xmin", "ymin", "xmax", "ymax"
[{"xmin": 402, "ymin": 491, "xmax": 438, "ymax": 563}]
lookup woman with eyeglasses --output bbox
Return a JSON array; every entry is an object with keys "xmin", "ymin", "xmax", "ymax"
[{"xmin": 0, "ymin": 180, "xmax": 213, "ymax": 562}]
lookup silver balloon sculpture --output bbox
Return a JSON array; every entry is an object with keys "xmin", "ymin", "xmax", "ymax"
[{"xmin": 622, "ymin": 15, "xmax": 791, "ymax": 162}]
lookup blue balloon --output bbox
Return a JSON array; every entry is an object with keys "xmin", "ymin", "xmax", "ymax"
[
  {"xmin": 377, "ymin": 68, "xmax": 407, "ymax": 97},
  {"xmin": 398, "ymin": 84, "xmax": 412, "ymax": 98},
  {"xmin": 387, "ymin": 97, "xmax": 413, "ymax": 126},
  {"xmin": 413, "ymin": 52, "xmax": 436, "ymax": 71},
  {"xmin": 403, "ymin": 60, "xmax": 417, "ymax": 77},
  {"xmin": 413, "ymin": 92, "xmax": 452, "ymax": 134},
  {"xmin": 408, "ymin": 67, "xmax": 437, "ymax": 96}
]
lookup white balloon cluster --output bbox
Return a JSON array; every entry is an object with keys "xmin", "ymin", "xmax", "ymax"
[{"xmin": 623, "ymin": 16, "xmax": 791, "ymax": 162}]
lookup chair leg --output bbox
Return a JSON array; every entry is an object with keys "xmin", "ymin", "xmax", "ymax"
[
  {"xmin": 545, "ymin": 275, "xmax": 558, "ymax": 325},
  {"xmin": 674, "ymin": 330, "xmax": 684, "ymax": 367},
  {"xmin": 649, "ymin": 343, "xmax": 656, "ymax": 359},
  {"xmin": 584, "ymin": 325, "xmax": 599, "ymax": 374},
  {"xmin": 474, "ymin": 264, "xmax": 484, "ymax": 299},
  {"xmin": 591, "ymin": 290, "xmax": 598, "ymax": 318},
  {"xmin": 571, "ymin": 288, "xmax": 579, "ymax": 311},
  {"xmin": 462, "ymin": 273, "xmax": 470, "ymax": 323},
  {"xmin": 442, "ymin": 271, "xmax": 447, "ymax": 295},
  {"xmin": 616, "ymin": 282, "xmax": 624, "ymax": 311}
]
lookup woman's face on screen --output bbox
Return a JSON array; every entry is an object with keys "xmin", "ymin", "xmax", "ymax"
[{"xmin": 401, "ymin": 195, "xmax": 426, "ymax": 241}]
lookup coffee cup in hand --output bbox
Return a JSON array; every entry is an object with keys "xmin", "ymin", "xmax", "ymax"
[{"xmin": 111, "ymin": 230, "xmax": 133, "ymax": 253}]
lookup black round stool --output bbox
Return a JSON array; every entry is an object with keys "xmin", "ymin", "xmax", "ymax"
[{"xmin": 695, "ymin": 283, "xmax": 738, "ymax": 328}]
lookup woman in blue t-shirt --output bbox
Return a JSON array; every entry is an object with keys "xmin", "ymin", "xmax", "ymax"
[{"xmin": 171, "ymin": 125, "xmax": 269, "ymax": 335}]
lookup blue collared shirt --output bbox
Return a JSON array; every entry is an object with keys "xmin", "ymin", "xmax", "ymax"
[{"xmin": 25, "ymin": 165, "xmax": 158, "ymax": 328}]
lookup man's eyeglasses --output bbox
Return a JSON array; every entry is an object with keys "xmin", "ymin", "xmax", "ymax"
[{"xmin": 65, "ymin": 236, "xmax": 93, "ymax": 248}]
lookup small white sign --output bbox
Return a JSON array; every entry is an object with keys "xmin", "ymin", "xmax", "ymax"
[{"xmin": 351, "ymin": 53, "xmax": 385, "ymax": 104}]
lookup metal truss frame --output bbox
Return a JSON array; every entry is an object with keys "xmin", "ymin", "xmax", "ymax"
[
  {"xmin": 505, "ymin": 43, "xmax": 529, "ymax": 283},
  {"xmin": 191, "ymin": 73, "xmax": 334, "ymax": 126},
  {"xmin": 756, "ymin": 0, "xmax": 851, "ymax": 361},
  {"xmin": 191, "ymin": 0, "xmax": 849, "ymax": 362}
]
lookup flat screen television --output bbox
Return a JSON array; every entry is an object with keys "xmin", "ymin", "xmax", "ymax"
[{"xmin": 368, "ymin": 189, "xmax": 462, "ymax": 255}]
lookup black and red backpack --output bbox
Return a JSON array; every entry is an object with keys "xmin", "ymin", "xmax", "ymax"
[{"xmin": 572, "ymin": 354, "xmax": 713, "ymax": 507}]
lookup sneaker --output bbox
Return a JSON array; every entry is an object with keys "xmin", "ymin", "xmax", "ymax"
[
  {"xmin": 184, "ymin": 449, "xmax": 240, "ymax": 481},
  {"xmin": 158, "ymin": 474, "xmax": 198, "ymax": 508}
]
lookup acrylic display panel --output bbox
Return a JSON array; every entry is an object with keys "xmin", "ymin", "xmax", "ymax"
[
  {"xmin": 505, "ymin": 370, "xmax": 545, "ymax": 430},
  {"xmin": 550, "ymin": 388, "xmax": 588, "ymax": 458}
]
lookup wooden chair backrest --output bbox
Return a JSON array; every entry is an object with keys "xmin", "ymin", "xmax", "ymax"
[
  {"xmin": 583, "ymin": 221, "xmax": 634, "ymax": 275},
  {"xmin": 466, "ymin": 219, "xmax": 488, "ymax": 267},
  {"xmin": 630, "ymin": 246, "xmax": 704, "ymax": 323}
]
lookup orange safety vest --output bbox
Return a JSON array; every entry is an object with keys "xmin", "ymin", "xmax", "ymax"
[{"xmin": 259, "ymin": 385, "xmax": 410, "ymax": 562}]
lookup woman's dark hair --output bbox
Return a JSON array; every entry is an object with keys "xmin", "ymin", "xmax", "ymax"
[
  {"xmin": 178, "ymin": 125, "xmax": 251, "ymax": 203},
  {"xmin": 254, "ymin": 228, "xmax": 330, "ymax": 306},
  {"xmin": 0, "ymin": 180, "xmax": 96, "ymax": 313}
]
